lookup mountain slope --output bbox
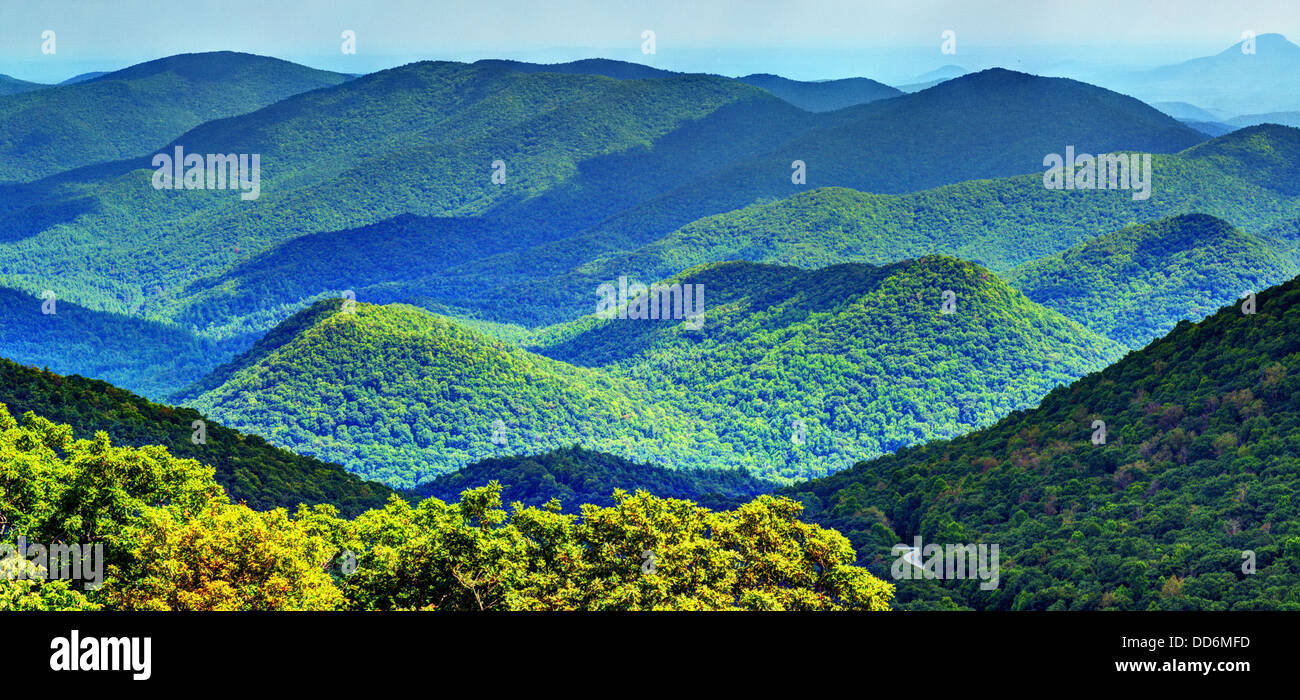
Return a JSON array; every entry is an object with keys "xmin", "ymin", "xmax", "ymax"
[
  {"xmin": 346, "ymin": 68, "xmax": 1213, "ymax": 326},
  {"xmin": 177, "ymin": 300, "xmax": 744, "ymax": 487},
  {"xmin": 0, "ymin": 286, "xmax": 228, "ymax": 398},
  {"xmin": 758, "ymin": 68, "xmax": 1203, "ymax": 193},
  {"xmin": 1, "ymin": 65, "xmax": 1205, "ymax": 336},
  {"xmin": 1153, "ymin": 101, "xmax": 1226, "ymax": 122},
  {"xmin": 0, "ymin": 74, "xmax": 47, "ymax": 96},
  {"xmin": 180, "ymin": 256, "xmax": 1123, "ymax": 486},
  {"xmin": 0, "ymin": 51, "xmax": 349, "ymax": 182},
  {"xmin": 409, "ymin": 446, "xmax": 774, "ymax": 513},
  {"xmin": 530, "ymin": 257, "xmax": 1124, "ymax": 480},
  {"xmin": 58, "ymin": 71, "xmax": 110, "ymax": 85},
  {"xmin": 897, "ymin": 65, "xmax": 968, "ymax": 91},
  {"xmin": 1008, "ymin": 213, "xmax": 1300, "ymax": 348},
  {"xmin": 442, "ymin": 124, "xmax": 1300, "ymax": 326},
  {"xmin": 0, "ymin": 358, "xmax": 392, "ymax": 515},
  {"xmin": 0, "ymin": 60, "xmax": 805, "ymax": 335},
  {"xmin": 473, "ymin": 57, "xmax": 676, "ymax": 80},
  {"xmin": 784, "ymin": 272, "xmax": 1300, "ymax": 610},
  {"xmin": 1111, "ymin": 33, "xmax": 1300, "ymax": 114}
]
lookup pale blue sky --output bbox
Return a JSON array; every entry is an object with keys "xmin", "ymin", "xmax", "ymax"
[{"xmin": 2, "ymin": 0, "xmax": 1297, "ymax": 83}]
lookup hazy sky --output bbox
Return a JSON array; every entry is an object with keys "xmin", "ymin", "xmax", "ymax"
[{"xmin": 3, "ymin": 0, "xmax": 1298, "ymax": 83}]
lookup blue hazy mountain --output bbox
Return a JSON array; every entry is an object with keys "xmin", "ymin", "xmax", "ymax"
[
  {"xmin": 0, "ymin": 74, "xmax": 47, "ymax": 96},
  {"xmin": 1107, "ymin": 33, "xmax": 1300, "ymax": 115},
  {"xmin": 58, "ymin": 71, "xmax": 111, "ymax": 85}
]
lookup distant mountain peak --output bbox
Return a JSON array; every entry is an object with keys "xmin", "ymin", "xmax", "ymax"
[
  {"xmin": 1221, "ymin": 32, "xmax": 1300, "ymax": 56},
  {"xmin": 95, "ymin": 50, "xmax": 343, "ymax": 82}
]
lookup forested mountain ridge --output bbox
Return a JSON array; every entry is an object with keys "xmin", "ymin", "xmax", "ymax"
[
  {"xmin": 0, "ymin": 59, "xmax": 805, "ymax": 334},
  {"xmin": 0, "ymin": 352, "xmax": 781, "ymax": 518},
  {"xmin": 481, "ymin": 125, "xmax": 1300, "ymax": 327},
  {"xmin": 465, "ymin": 58, "xmax": 906, "ymax": 111},
  {"xmin": 1008, "ymin": 213, "xmax": 1300, "ymax": 349},
  {"xmin": 179, "ymin": 256, "xmax": 1124, "ymax": 487},
  {"xmin": 0, "ymin": 74, "xmax": 47, "ymax": 96},
  {"xmin": 0, "ymin": 286, "xmax": 228, "ymax": 398},
  {"xmin": 532, "ymin": 256, "xmax": 1125, "ymax": 480},
  {"xmin": 0, "ymin": 358, "xmax": 392, "ymax": 515},
  {"xmin": 0, "ymin": 62, "xmax": 1213, "ymax": 349},
  {"xmin": 409, "ymin": 445, "xmax": 775, "ymax": 513},
  {"xmin": 179, "ymin": 299, "xmax": 748, "ymax": 487},
  {"xmin": 783, "ymin": 271, "xmax": 1300, "ymax": 610},
  {"xmin": 0, "ymin": 51, "xmax": 349, "ymax": 182},
  {"xmin": 735, "ymin": 73, "xmax": 903, "ymax": 111}
]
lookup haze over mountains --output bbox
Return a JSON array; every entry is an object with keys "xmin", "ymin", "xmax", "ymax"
[{"xmin": 1101, "ymin": 33, "xmax": 1300, "ymax": 116}]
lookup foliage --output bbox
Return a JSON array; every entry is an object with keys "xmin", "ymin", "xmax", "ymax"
[
  {"xmin": 0, "ymin": 358, "xmax": 393, "ymax": 515},
  {"xmin": 341, "ymin": 486, "xmax": 893, "ymax": 611},
  {"xmin": 0, "ymin": 402, "xmax": 891, "ymax": 611},
  {"xmin": 1008, "ymin": 213, "xmax": 1300, "ymax": 349}
]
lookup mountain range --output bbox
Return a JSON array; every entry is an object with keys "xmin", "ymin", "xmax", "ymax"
[
  {"xmin": 5, "ymin": 38, "xmax": 1300, "ymax": 612},
  {"xmin": 170, "ymin": 255, "xmax": 1123, "ymax": 487},
  {"xmin": 0, "ymin": 52, "xmax": 1225, "ymax": 396}
]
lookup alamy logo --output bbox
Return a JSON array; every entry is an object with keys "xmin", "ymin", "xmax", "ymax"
[
  {"xmin": 1, "ymin": 537, "xmax": 103, "ymax": 589},
  {"xmin": 152, "ymin": 146, "xmax": 261, "ymax": 200},
  {"xmin": 596, "ymin": 277, "xmax": 705, "ymax": 330},
  {"xmin": 1043, "ymin": 146, "xmax": 1152, "ymax": 201},
  {"xmin": 891, "ymin": 536, "xmax": 999, "ymax": 590},
  {"xmin": 50, "ymin": 630, "xmax": 151, "ymax": 681}
]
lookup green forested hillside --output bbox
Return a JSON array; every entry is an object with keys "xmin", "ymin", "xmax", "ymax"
[
  {"xmin": 0, "ymin": 52, "xmax": 349, "ymax": 182},
  {"xmin": 480, "ymin": 60, "xmax": 906, "ymax": 111},
  {"xmin": 0, "ymin": 60, "xmax": 804, "ymax": 335},
  {"xmin": 1008, "ymin": 213, "xmax": 1300, "ymax": 348},
  {"xmin": 180, "ymin": 257, "xmax": 1123, "ymax": 487},
  {"xmin": 409, "ymin": 446, "xmax": 774, "ymax": 513},
  {"xmin": 0, "ymin": 358, "xmax": 392, "ymax": 515},
  {"xmin": 784, "ymin": 273, "xmax": 1300, "ymax": 610},
  {"xmin": 178, "ymin": 300, "xmax": 747, "ymax": 487},
  {"xmin": 533, "ymin": 257, "xmax": 1124, "ymax": 480}
]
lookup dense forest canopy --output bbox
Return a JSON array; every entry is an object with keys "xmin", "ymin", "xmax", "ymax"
[{"xmin": 784, "ymin": 271, "xmax": 1300, "ymax": 610}]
